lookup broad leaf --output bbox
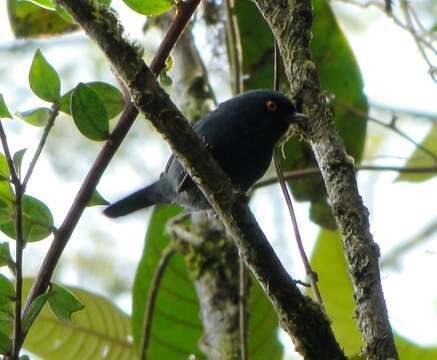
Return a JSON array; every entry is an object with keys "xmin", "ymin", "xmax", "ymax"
[
  {"xmin": 0, "ymin": 243, "xmax": 13, "ymax": 269},
  {"xmin": 23, "ymin": 279, "xmax": 136, "ymax": 360},
  {"xmin": 0, "ymin": 274, "xmax": 14, "ymax": 299},
  {"xmin": 0, "ymin": 95, "xmax": 12, "ymax": 119},
  {"xmin": 0, "ymin": 331, "xmax": 12, "ymax": 354},
  {"xmin": 0, "ymin": 195, "xmax": 54, "ymax": 242},
  {"xmin": 397, "ymin": 122, "xmax": 437, "ymax": 183},
  {"xmin": 22, "ymin": 292, "xmax": 53, "ymax": 334},
  {"xmin": 26, "ymin": 0, "xmax": 55, "ymax": 10},
  {"xmin": 16, "ymin": 107, "xmax": 50, "ymax": 127},
  {"xmin": 29, "ymin": 49, "xmax": 61, "ymax": 102},
  {"xmin": 122, "ymin": 0, "xmax": 174, "ymax": 16},
  {"xmin": 311, "ymin": 230, "xmax": 437, "ymax": 358},
  {"xmin": 71, "ymin": 83, "xmax": 109, "ymax": 141},
  {"xmin": 61, "ymin": 81, "xmax": 124, "ymax": 120},
  {"xmin": 7, "ymin": 0, "xmax": 78, "ymax": 38},
  {"xmin": 132, "ymin": 206, "xmax": 283, "ymax": 359}
]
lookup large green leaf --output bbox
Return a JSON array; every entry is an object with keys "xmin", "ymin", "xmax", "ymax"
[
  {"xmin": 397, "ymin": 122, "xmax": 437, "ymax": 183},
  {"xmin": 122, "ymin": 0, "xmax": 174, "ymax": 16},
  {"xmin": 7, "ymin": 0, "xmax": 78, "ymax": 38},
  {"xmin": 29, "ymin": 49, "xmax": 61, "ymax": 103},
  {"xmin": 132, "ymin": 205, "xmax": 283, "ymax": 359},
  {"xmin": 311, "ymin": 230, "xmax": 437, "ymax": 358},
  {"xmin": 235, "ymin": 0, "xmax": 368, "ymax": 228},
  {"xmin": 23, "ymin": 279, "xmax": 136, "ymax": 359}
]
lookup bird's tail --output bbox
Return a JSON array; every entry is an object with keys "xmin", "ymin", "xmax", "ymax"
[{"xmin": 103, "ymin": 180, "xmax": 170, "ymax": 218}]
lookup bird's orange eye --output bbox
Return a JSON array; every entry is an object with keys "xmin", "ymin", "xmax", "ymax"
[{"xmin": 266, "ymin": 100, "xmax": 277, "ymax": 111}]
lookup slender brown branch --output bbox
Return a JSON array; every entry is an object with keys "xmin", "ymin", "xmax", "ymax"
[
  {"xmin": 273, "ymin": 42, "xmax": 324, "ymax": 309},
  {"xmin": 22, "ymin": 103, "xmax": 60, "ymax": 189},
  {"xmin": 140, "ymin": 245, "xmax": 176, "ymax": 360},
  {"xmin": 238, "ymin": 258, "xmax": 248, "ymax": 360},
  {"xmin": 21, "ymin": 0, "xmax": 202, "ymax": 350},
  {"xmin": 0, "ymin": 123, "xmax": 24, "ymax": 359}
]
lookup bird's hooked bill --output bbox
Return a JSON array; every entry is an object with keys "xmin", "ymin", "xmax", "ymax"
[{"xmin": 287, "ymin": 112, "xmax": 308, "ymax": 124}]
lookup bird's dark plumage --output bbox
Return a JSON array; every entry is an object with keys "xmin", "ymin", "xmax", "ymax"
[{"xmin": 104, "ymin": 90, "xmax": 305, "ymax": 217}]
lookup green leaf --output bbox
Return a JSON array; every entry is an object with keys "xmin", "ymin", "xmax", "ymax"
[
  {"xmin": 86, "ymin": 190, "xmax": 109, "ymax": 207},
  {"xmin": 22, "ymin": 292, "xmax": 52, "ymax": 335},
  {"xmin": 19, "ymin": 355, "xmax": 31, "ymax": 360},
  {"xmin": 26, "ymin": 0, "xmax": 55, "ymax": 10},
  {"xmin": 13, "ymin": 149, "xmax": 26, "ymax": 179},
  {"xmin": 0, "ymin": 274, "xmax": 14, "ymax": 299},
  {"xmin": 48, "ymin": 283, "xmax": 84, "ymax": 323},
  {"xmin": 310, "ymin": 230, "xmax": 362, "ymax": 354},
  {"xmin": 29, "ymin": 49, "xmax": 61, "ymax": 103},
  {"xmin": 0, "ymin": 243, "xmax": 13, "ymax": 269},
  {"xmin": 0, "ymin": 153, "xmax": 10, "ymax": 179},
  {"xmin": 396, "ymin": 122, "xmax": 437, "ymax": 183},
  {"xmin": 122, "ymin": 0, "xmax": 174, "ymax": 15},
  {"xmin": 311, "ymin": 230, "xmax": 437, "ymax": 357},
  {"xmin": 15, "ymin": 107, "xmax": 50, "ymax": 127},
  {"xmin": 0, "ymin": 331, "xmax": 12, "ymax": 354},
  {"xmin": 0, "ymin": 195, "xmax": 54, "ymax": 242},
  {"xmin": 60, "ymin": 81, "xmax": 124, "ymax": 120},
  {"xmin": 7, "ymin": 0, "xmax": 79, "ymax": 38},
  {"xmin": 22, "ymin": 279, "xmax": 136, "ymax": 359},
  {"xmin": 235, "ymin": 0, "xmax": 368, "ymax": 229},
  {"xmin": 132, "ymin": 206, "xmax": 283, "ymax": 359},
  {"xmin": 71, "ymin": 83, "xmax": 109, "ymax": 141},
  {"xmin": 0, "ymin": 94, "xmax": 12, "ymax": 119}
]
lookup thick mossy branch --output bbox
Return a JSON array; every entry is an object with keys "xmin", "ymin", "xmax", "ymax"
[
  {"xmin": 252, "ymin": 0, "xmax": 398, "ymax": 359},
  {"xmin": 55, "ymin": 1, "xmax": 345, "ymax": 358}
]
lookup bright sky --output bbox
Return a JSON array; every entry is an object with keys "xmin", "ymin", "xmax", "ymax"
[{"xmin": 0, "ymin": 1, "xmax": 436, "ymax": 358}]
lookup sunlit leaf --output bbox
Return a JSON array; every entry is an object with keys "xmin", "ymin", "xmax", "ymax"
[
  {"xmin": 0, "ymin": 95, "xmax": 12, "ymax": 119},
  {"xmin": 71, "ymin": 83, "xmax": 109, "ymax": 141},
  {"xmin": 7, "ymin": 0, "xmax": 79, "ymax": 38},
  {"xmin": 16, "ymin": 107, "xmax": 50, "ymax": 127},
  {"xmin": 0, "ymin": 195, "xmax": 54, "ymax": 242},
  {"xmin": 132, "ymin": 206, "xmax": 283, "ymax": 359},
  {"xmin": 87, "ymin": 190, "xmax": 109, "ymax": 207},
  {"xmin": 60, "ymin": 81, "xmax": 124, "ymax": 120},
  {"xmin": 29, "ymin": 49, "xmax": 61, "ymax": 103},
  {"xmin": 13, "ymin": 148, "xmax": 26, "ymax": 179},
  {"xmin": 0, "ymin": 154, "xmax": 10, "ymax": 179},
  {"xmin": 396, "ymin": 122, "xmax": 437, "ymax": 183},
  {"xmin": 48, "ymin": 283, "xmax": 84, "ymax": 323},
  {"xmin": 26, "ymin": 0, "xmax": 55, "ymax": 10},
  {"xmin": 122, "ymin": 0, "xmax": 174, "ymax": 16},
  {"xmin": 23, "ymin": 279, "xmax": 136, "ymax": 359}
]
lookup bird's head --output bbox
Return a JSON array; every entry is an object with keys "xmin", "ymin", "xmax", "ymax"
[{"xmin": 227, "ymin": 90, "xmax": 307, "ymax": 142}]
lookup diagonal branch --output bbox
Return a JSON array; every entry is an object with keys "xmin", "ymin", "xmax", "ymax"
[
  {"xmin": 251, "ymin": 0, "xmax": 398, "ymax": 358},
  {"xmin": 45, "ymin": 0, "xmax": 345, "ymax": 358}
]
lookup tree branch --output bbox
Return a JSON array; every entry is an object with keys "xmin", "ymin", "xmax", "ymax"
[
  {"xmin": 251, "ymin": 0, "xmax": 398, "ymax": 358},
  {"xmin": 46, "ymin": 0, "xmax": 345, "ymax": 358}
]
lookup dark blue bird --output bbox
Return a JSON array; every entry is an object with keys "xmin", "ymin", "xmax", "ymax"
[{"xmin": 104, "ymin": 90, "xmax": 305, "ymax": 217}]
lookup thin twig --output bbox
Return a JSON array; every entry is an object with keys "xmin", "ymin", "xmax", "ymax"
[
  {"xmin": 254, "ymin": 164, "xmax": 437, "ymax": 189},
  {"xmin": 0, "ymin": 123, "xmax": 24, "ymax": 359},
  {"xmin": 140, "ymin": 245, "xmax": 176, "ymax": 360},
  {"xmin": 21, "ymin": 0, "xmax": 202, "ymax": 350},
  {"xmin": 225, "ymin": 0, "xmax": 243, "ymax": 95},
  {"xmin": 337, "ymin": 99, "xmax": 437, "ymax": 162},
  {"xmin": 22, "ymin": 103, "xmax": 60, "ymax": 188},
  {"xmin": 225, "ymin": 4, "xmax": 247, "ymax": 356},
  {"xmin": 273, "ymin": 42, "xmax": 325, "ymax": 309}
]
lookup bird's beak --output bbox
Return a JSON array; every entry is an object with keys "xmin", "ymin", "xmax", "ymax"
[{"xmin": 286, "ymin": 112, "xmax": 308, "ymax": 124}]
